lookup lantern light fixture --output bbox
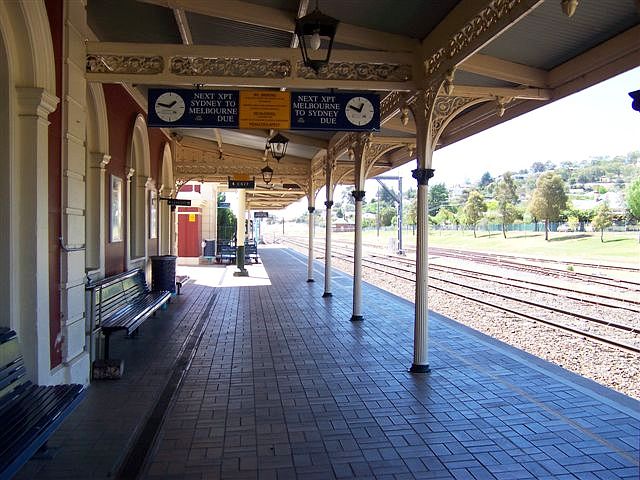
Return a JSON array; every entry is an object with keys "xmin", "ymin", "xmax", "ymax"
[
  {"xmin": 294, "ymin": 0, "xmax": 339, "ymax": 72},
  {"xmin": 261, "ymin": 163, "xmax": 274, "ymax": 184},
  {"xmin": 266, "ymin": 132, "xmax": 289, "ymax": 161}
]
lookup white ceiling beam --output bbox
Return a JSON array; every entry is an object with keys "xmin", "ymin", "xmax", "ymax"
[
  {"xmin": 139, "ymin": 0, "xmax": 417, "ymax": 52},
  {"xmin": 451, "ymin": 85, "xmax": 551, "ymax": 100},
  {"xmin": 173, "ymin": 8, "xmax": 193, "ymax": 45},
  {"xmin": 458, "ymin": 53, "xmax": 548, "ymax": 88},
  {"xmin": 290, "ymin": 0, "xmax": 309, "ymax": 49}
]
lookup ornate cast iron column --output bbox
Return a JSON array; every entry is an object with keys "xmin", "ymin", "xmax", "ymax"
[
  {"xmin": 323, "ymin": 154, "xmax": 335, "ymax": 297},
  {"xmin": 411, "ymin": 167, "xmax": 434, "ymax": 372},
  {"xmin": 234, "ymin": 189, "xmax": 248, "ymax": 277},
  {"xmin": 350, "ymin": 133, "xmax": 369, "ymax": 322},
  {"xmin": 408, "ymin": 89, "xmax": 437, "ymax": 372},
  {"xmin": 307, "ymin": 205, "xmax": 316, "ymax": 282},
  {"xmin": 323, "ymin": 200, "xmax": 334, "ymax": 297},
  {"xmin": 351, "ymin": 189, "xmax": 366, "ymax": 322}
]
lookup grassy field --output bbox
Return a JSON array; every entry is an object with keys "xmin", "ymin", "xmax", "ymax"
[
  {"xmin": 424, "ymin": 229, "xmax": 639, "ymax": 265},
  {"xmin": 266, "ymin": 222, "xmax": 640, "ymax": 266}
]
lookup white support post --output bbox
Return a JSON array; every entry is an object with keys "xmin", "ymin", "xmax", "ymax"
[
  {"xmin": 234, "ymin": 189, "xmax": 248, "ymax": 276},
  {"xmin": 350, "ymin": 134, "xmax": 368, "ymax": 322},
  {"xmin": 323, "ymin": 157, "xmax": 335, "ymax": 298},
  {"xmin": 409, "ymin": 90, "xmax": 437, "ymax": 373},
  {"xmin": 351, "ymin": 189, "xmax": 365, "ymax": 321},
  {"xmin": 307, "ymin": 204, "xmax": 315, "ymax": 282},
  {"xmin": 323, "ymin": 199, "xmax": 333, "ymax": 297}
]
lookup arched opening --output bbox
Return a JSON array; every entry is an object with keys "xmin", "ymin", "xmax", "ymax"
[
  {"xmin": 85, "ymin": 84, "xmax": 110, "ymax": 275},
  {"xmin": 0, "ymin": 0, "xmax": 58, "ymax": 383},
  {"xmin": 0, "ymin": 16, "xmax": 11, "ymax": 329},
  {"xmin": 159, "ymin": 142, "xmax": 174, "ymax": 255},
  {"xmin": 127, "ymin": 114, "xmax": 151, "ymax": 267}
]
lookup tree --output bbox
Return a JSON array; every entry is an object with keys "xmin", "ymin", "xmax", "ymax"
[
  {"xmin": 495, "ymin": 172, "xmax": 519, "ymax": 238},
  {"xmin": 404, "ymin": 197, "xmax": 417, "ymax": 230},
  {"xmin": 428, "ymin": 183, "xmax": 449, "ymax": 215},
  {"xmin": 528, "ymin": 172, "xmax": 568, "ymax": 240},
  {"xmin": 433, "ymin": 207, "xmax": 457, "ymax": 227},
  {"xmin": 531, "ymin": 161, "xmax": 546, "ymax": 173},
  {"xmin": 627, "ymin": 178, "xmax": 640, "ymax": 242},
  {"xmin": 591, "ymin": 202, "xmax": 613, "ymax": 242},
  {"xmin": 479, "ymin": 172, "xmax": 493, "ymax": 188},
  {"xmin": 463, "ymin": 190, "xmax": 487, "ymax": 238}
]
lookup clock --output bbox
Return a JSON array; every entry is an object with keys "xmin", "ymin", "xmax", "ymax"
[
  {"xmin": 154, "ymin": 92, "xmax": 186, "ymax": 122},
  {"xmin": 345, "ymin": 96, "xmax": 375, "ymax": 126}
]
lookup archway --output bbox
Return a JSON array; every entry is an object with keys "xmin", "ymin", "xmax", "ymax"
[
  {"xmin": 0, "ymin": 0, "xmax": 58, "ymax": 383},
  {"xmin": 127, "ymin": 114, "xmax": 151, "ymax": 268},
  {"xmin": 159, "ymin": 142, "xmax": 174, "ymax": 255},
  {"xmin": 86, "ymin": 83, "xmax": 110, "ymax": 275}
]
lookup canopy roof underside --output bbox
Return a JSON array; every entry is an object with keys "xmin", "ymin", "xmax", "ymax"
[{"xmin": 86, "ymin": 0, "xmax": 640, "ymax": 209}]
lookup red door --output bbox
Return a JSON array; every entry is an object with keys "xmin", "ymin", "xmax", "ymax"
[{"xmin": 177, "ymin": 211, "xmax": 201, "ymax": 257}]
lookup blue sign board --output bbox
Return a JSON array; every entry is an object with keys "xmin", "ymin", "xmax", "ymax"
[
  {"xmin": 148, "ymin": 89, "xmax": 239, "ymax": 128},
  {"xmin": 290, "ymin": 92, "xmax": 379, "ymax": 131},
  {"xmin": 148, "ymin": 88, "xmax": 379, "ymax": 131}
]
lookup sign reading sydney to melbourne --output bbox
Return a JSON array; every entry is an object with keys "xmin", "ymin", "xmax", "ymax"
[
  {"xmin": 148, "ymin": 88, "xmax": 379, "ymax": 131},
  {"xmin": 148, "ymin": 89, "xmax": 239, "ymax": 128}
]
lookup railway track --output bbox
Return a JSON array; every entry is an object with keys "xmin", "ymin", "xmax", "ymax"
[
  {"xmin": 284, "ymin": 237, "xmax": 640, "ymax": 355},
  {"xmin": 323, "ymin": 237, "xmax": 640, "ymax": 293}
]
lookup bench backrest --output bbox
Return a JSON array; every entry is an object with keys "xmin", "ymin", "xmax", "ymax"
[
  {"xmin": 87, "ymin": 270, "xmax": 150, "ymax": 328},
  {"xmin": 0, "ymin": 329, "xmax": 27, "ymax": 399}
]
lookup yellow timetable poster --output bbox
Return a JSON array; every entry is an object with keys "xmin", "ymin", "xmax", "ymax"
[{"xmin": 239, "ymin": 90, "xmax": 291, "ymax": 129}]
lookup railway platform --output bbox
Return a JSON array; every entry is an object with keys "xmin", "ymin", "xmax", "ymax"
[{"xmin": 16, "ymin": 246, "xmax": 639, "ymax": 479}]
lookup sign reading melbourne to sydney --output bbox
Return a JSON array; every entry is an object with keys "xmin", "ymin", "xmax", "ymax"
[
  {"xmin": 148, "ymin": 88, "xmax": 379, "ymax": 131},
  {"xmin": 290, "ymin": 92, "xmax": 379, "ymax": 131}
]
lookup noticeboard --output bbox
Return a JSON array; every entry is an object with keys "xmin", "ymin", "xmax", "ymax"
[
  {"xmin": 253, "ymin": 211, "xmax": 269, "ymax": 218},
  {"xmin": 148, "ymin": 88, "xmax": 379, "ymax": 131}
]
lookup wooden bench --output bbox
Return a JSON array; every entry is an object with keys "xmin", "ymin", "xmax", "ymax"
[
  {"xmin": 0, "ymin": 329, "xmax": 86, "ymax": 479},
  {"xmin": 244, "ymin": 241, "xmax": 259, "ymax": 263},
  {"xmin": 86, "ymin": 270, "xmax": 171, "ymax": 365},
  {"xmin": 217, "ymin": 244, "xmax": 236, "ymax": 264}
]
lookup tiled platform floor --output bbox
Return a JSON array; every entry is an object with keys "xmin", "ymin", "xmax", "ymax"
[{"xmin": 18, "ymin": 247, "xmax": 640, "ymax": 479}]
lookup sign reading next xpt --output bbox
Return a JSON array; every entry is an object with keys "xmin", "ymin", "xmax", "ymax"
[{"xmin": 148, "ymin": 88, "xmax": 379, "ymax": 132}]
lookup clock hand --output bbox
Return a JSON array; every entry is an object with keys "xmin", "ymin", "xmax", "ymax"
[
  {"xmin": 157, "ymin": 102, "xmax": 173, "ymax": 108},
  {"xmin": 348, "ymin": 104, "xmax": 360, "ymax": 112},
  {"xmin": 356, "ymin": 103, "xmax": 364, "ymax": 112},
  {"xmin": 167, "ymin": 100, "xmax": 177, "ymax": 108}
]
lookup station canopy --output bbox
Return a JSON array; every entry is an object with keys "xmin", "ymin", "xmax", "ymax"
[{"xmin": 86, "ymin": 0, "xmax": 640, "ymax": 210}]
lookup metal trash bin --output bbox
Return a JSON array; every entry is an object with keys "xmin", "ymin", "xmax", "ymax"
[
  {"xmin": 203, "ymin": 239, "xmax": 216, "ymax": 257},
  {"xmin": 150, "ymin": 255, "xmax": 177, "ymax": 293}
]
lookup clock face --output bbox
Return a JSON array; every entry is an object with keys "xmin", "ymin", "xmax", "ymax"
[
  {"xmin": 154, "ymin": 92, "xmax": 186, "ymax": 122},
  {"xmin": 345, "ymin": 96, "xmax": 375, "ymax": 126}
]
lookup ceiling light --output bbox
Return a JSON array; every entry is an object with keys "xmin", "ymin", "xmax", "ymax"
[
  {"xmin": 261, "ymin": 164, "xmax": 274, "ymax": 184},
  {"xmin": 266, "ymin": 132, "xmax": 289, "ymax": 161},
  {"xmin": 295, "ymin": 0, "xmax": 339, "ymax": 72}
]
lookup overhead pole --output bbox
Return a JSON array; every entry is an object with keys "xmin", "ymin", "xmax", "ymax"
[{"xmin": 374, "ymin": 175, "xmax": 404, "ymax": 254}]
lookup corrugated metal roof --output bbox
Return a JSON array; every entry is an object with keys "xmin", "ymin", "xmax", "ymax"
[
  {"xmin": 481, "ymin": 1, "xmax": 639, "ymax": 69},
  {"xmin": 187, "ymin": 12, "xmax": 293, "ymax": 48},
  {"xmin": 87, "ymin": 0, "xmax": 181, "ymax": 44}
]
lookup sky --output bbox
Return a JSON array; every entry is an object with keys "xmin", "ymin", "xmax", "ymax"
[{"xmin": 273, "ymin": 66, "xmax": 640, "ymax": 219}]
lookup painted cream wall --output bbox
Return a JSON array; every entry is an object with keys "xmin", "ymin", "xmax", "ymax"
[{"xmin": 58, "ymin": 0, "xmax": 90, "ymax": 385}]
